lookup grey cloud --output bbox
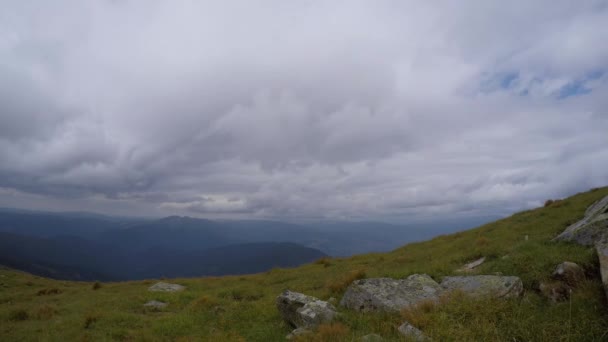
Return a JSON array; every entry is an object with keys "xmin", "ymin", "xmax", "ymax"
[{"xmin": 0, "ymin": 1, "xmax": 607, "ymax": 221}]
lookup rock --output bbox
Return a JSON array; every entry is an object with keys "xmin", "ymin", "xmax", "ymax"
[
  {"xmin": 596, "ymin": 240, "xmax": 608, "ymax": 297},
  {"xmin": 276, "ymin": 290, "xmax": 337, "ymax": 329},
  {"xmin": 360, "ymin": 333, "xmax": 384, "ymax": 341},
  {"xmin": 539, "ymin": 281, "xmax": 570, "ymax": 302},
  {"xmin": 440, "ymin": 275, "xmax": 523, "ymax": 298},
  {"xmin": 397, "ymin": 322, "xmax": 428, "ymax": 341},
  {"xmin": 553, "ymin": 195, "xmax": 608, "ymax": 246},
  {"xmin": 148, "ymin": 282, "xmax": 185, "ymax": 292},
  {"xmin": 552, "ymin": 261, "xmax": 585, "ymax": 286},
  {"xmin": 340, "ymin": 274, "xmax": 442, "ymax": 312},
  {"xmin": 286, "ymin": 327, "xmax": 312, "ymax": 340},
  {"xmin": 143, "ymin": 300, "xmax": 167, "ymax": 309},
  {"xmin": 457, "ymin": 257, "xmax": 485, "ymax": 273}
]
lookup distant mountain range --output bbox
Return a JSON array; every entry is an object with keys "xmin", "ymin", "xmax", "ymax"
[{"xmin": 0, "ymin": 208, "xmax": 497, "ymax": 281}]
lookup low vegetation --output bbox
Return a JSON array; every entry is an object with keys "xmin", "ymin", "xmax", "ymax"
[{"xmin": 1, "ymin": 187, "xmax": 608, "ymax": 341}]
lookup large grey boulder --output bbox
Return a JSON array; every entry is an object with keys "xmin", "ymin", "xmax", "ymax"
[
  {"xmin": 441, "ymin": 275, "xmax": 523, "ymax": 298},
  {"xmin": 148, "ymin": 282, "xmax": 185, "ymax": 292},
  {"xmin": 554, "ymin": 195, "xmax": 608, "ymax": 246},
  {"xmin": 276, "ymin": 290, "xmax": 337, "ymax": 329},
  {"xmin": 340, "ymin": 274, "xmax": 442, "ymax": 312},
  {"xmin": 397, "ymin": 322, "xmax": 428, "ymax": 341},
  {"xmin": 596, "ymin": 240, "xmax": 608, "ymax": 297}
]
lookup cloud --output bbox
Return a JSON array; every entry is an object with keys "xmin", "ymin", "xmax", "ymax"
[{"xmin": 0, "ymin": 1, "xmax": 607, "ymax": 222}]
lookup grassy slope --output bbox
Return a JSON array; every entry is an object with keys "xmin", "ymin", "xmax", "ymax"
[{"xmin": 1, "ymin": 187, "xmax": 608, "ymax": 341}]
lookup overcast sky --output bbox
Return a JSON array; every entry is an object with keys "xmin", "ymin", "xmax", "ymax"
[{"xmin": 0, "ymin": 1, "xmax": 607, "ymax": 222}]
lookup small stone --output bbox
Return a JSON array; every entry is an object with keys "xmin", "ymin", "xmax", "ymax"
[
  {"xmin": 148, "ymin": 282, "xmax": 185, "ymax": 292},
  {"xmin": 276, "ymin": 290, "xmax": 337, "ymax": 329},
  {"xmin": 360, "ymin": 333, "xmax": 384, "ymax": 341},
  {"xmin": 286, "ymin": 327, "xmax": 312, "ymax": 340},
  {"xmin": 552, "ymin": 261, "xmax": 585, "ymax": 287},
  {"xmin": 143, "ymin": 300, "xmax": 167, "ymax": 309},
  {"xmin": 397, "ymin": 322, "xmax": 427, "ymax": 341},
  {"xmin": 457, "ymin": 257, "xmax": 485, "ymax": 272}
]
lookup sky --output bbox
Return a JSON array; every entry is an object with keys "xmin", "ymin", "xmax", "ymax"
[{"xmin": 0, "ymin": 1, "xmax": 607, "ymax": 222}]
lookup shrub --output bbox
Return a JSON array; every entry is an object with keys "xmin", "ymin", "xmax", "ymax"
[
  {"xmin": 544, "ymin": 199, "xmax": 554, "ymax": 207},
  {"xmin": 8, "ymin": 309, "xmax": 29, "ymax": 321},
  {"xmin": 83, "ymin": 313, "xmax": 99, "ymax": 329},
  {"xmin": 92, "ymin": 282, "xmax": 102, "ymax": 290},
  {"xmin": 37, "ymin": 288, "xmax": 62, "ymax": 296},
  {"xmin": 327, "ymin": 269, "xmax": 366, "ymax": 294}
]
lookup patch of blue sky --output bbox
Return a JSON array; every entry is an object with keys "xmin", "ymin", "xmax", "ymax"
[{"xmin": 557, "ymin": 69, "xmax": 604, "ymax": 99}]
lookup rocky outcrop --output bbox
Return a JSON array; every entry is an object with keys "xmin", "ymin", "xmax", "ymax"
[
  {"xmin": 148, "ymin": 282, "xmax": 185, "ymax": 292},
  {"xmin": 340, "ymin": 274, "xmax": 442, "ymax": 312},
  {"xmin": 554, "ymin": 195, "xmax": 608, "ymax": 246},
  {"xmin": 553, "ymin": 196, "xmax": 608, "ymax": 298},
  {"xmin": 276, "ymin": 290, "xmax": 337, "ymax": 329},
  {"xmin": 440, "ymin": 275, "xmax": 523, "ymax": 298},
  {"xmin": 397, "ymin": 322, "xmax": 428, "ymax": 341}
]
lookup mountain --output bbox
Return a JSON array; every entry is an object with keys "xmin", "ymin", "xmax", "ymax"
[
  {"xmin": 1, "ymin": 186, "xmax": 607, "ymax": 341},
  {"xmin": 0, "ymin": 207, "xmax": 498, "ymax": 280},
  {"xmin": 0, "ymin": 231, "xmax": 325, "ymax": 280},
  {"xmin": 96, "ymin": 216, "xmax": 239, "ymax": 252},
  {"xmin": 0, "ymin": 209, "xmax": 143, "ymax": 240}
]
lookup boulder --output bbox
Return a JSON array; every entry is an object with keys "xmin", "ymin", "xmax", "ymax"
[
  {"xmin": 148, "ymin": 282, "xmax": 185, "ymax": 292},
  {"xmin": 440, "ymin": 275, "xmax": 523, "ymax": 298},
  {"xmin": 553, "ymin": 195, "xmax": 608, "ymax": 246},
  {"xmin": 276, "ymin": 290, "xmax": 337, "ymax": 329},
  {"xmin": 340, "ymin": 274, "xmax": 442, "ymax": 312},
  {"xmin": 552, "ymin": 261, "xmax": 585, "ymax": 286},
  {"xmin": 596, "ymin": 240, "xmax": 608, "ymax": 297},
  {"xmin": 397, "ymin": 322, "xmax": 428, "ymax": 341},
  {"xmin": 143, "ymin": 300, "xmax": 167, "ymax": 309}
]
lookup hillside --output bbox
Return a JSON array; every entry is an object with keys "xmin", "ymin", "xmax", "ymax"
[{"xmin": 1, "ymin": 187, "xmax": 608, "ymax": 341}]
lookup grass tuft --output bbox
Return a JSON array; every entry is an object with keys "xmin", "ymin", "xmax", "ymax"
[
  {"xmin": 36, "ymin": 288, "xmax": 61, "ymax": 296},
  {"xmin": 8, "ymin": 309, "xmax": 29, "ymax": 322},
  {"xmin": 327, "ymin": 269, "xmax": 366, "ymax": 294}
]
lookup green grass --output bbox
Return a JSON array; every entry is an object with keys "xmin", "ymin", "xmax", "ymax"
[{"xmin": 1, "ymin": 187, "xmax": 608, "ymax": 341}]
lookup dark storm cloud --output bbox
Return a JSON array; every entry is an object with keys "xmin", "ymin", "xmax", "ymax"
[{"xmin": 0, "ymin": 1, "xmax": 607, "ymax": 221}]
